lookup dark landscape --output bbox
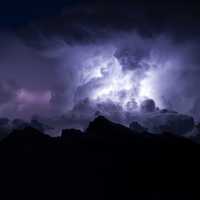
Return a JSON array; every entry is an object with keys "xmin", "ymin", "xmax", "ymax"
[{"xmin": 0, "ymin": 116, "xmax": 199, "ymax": 199}]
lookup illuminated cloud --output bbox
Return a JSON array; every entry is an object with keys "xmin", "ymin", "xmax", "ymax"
[
  {"xmin": 0, "ymin": 29, "xmax": 198, "ymax": 131},
  {"xmin": 16, "ymin": 89, "xmax": 52, "ymax": 105}
]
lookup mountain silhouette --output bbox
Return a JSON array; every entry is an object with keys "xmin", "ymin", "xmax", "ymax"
[{"xmin": 0, "ymin": 116, "xmax": 199, "ymax": 199}]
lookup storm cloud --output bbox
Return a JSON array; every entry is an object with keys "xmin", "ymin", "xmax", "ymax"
[{"xmin": 0, "ymin": 1, "xmax": 199, "ymax": 134}]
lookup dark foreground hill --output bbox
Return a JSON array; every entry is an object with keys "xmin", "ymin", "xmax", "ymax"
[{"xmin": 0, "ymin": 116, "xmax": 199, "ymax": 199}]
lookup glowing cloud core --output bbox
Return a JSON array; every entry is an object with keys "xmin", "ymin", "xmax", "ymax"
[{"xmin": 81, "ymin": 53, "xmax": 158, "ymax": 111}]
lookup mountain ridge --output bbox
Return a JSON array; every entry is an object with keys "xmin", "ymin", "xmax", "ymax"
[{"xmin": 0, "ymin": 116, "xmax": 199, "ymax": 199}]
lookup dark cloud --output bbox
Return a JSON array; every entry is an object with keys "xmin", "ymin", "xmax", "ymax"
[
  {"xmin": 129, "ymin": 110, "xmax": 195, "ymax": 135},
  {"xmin": 14, "ymin": 0, "xmax": 200, "ymax": 47},
  {"xmin": 140, "ymin": 99, "xmax": 156, "ymax": 113}
]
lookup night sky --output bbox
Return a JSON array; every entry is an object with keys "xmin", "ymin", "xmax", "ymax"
[{"xmin": 0, "ymin": 0, "xmax": 200, "ymax": 133}]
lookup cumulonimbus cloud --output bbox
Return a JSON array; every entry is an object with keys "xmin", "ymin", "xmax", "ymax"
[{"xmin": 0, "ymin": 4, "xmax": 199, "ymax": 134}]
